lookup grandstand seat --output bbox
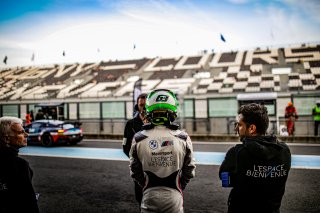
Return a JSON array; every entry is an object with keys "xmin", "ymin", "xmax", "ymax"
[
  {"xmin": 219, "ymin": 87, "xmax": 233, "ymax": 93},
  {"xmin": 260, "ymin": 81, "xmax": 274, "ymax": 88},
  {"xmin": 302, "ymin": 85, "xmax": 317, "ymax": 90},
  {"xmin": 174, "ymin": 54, "xmax": 210, "ymax": 70},
  {"xmin": 237, "ymin": 71, "xmax": 250, "ymax": 80},
  {"xmin": 218, "ymin": 72, "xmax": 228, "ymax": 78},
  {"xmin": 148, "ymin": 70, "xmax": 186, "ymax": 80},
  {"xmin": 248, "ymin": 76, "xmax": 261, "ymax": 83},
  {"xmin": 209, "ymin": 51, "xmax": 244, "ymax": 67},
  {"xmin": 227, "ymin": 66, "xmax": 240, "ymax": 73},
  {"xmin": 1, "ymin": 43, "xmax": 320, "ymax": 100},
  {"xmin": 261, "ymin": 74, "xmax": 274, "ymax": 81},
  {"xmin": 144, "ymin": 57, "xmax": 180, "ymax": 72},
  {"xmin": 223, "ymin": 77, "xmax": 236, "ymax": 84},
  {"xmin": 288, "ymin": 73, "xmax": 300, "ymax": 79},
  {"xmin": 300, "ymin": 73, "xmax": 315, "ymax": 80},
  {"xmin": 198, "ymin": 78, "xmax": 213, "ymax": 85},
  {"xmin": 207, "ymin": 82, "xmax": 223, "ymax": 92},
  {"xmin": 274, "ymin": 86, "xmax": 281, "ymax": 91},
  {"xmin": 250, "ymin": 64, "xmax": 263, "ymax": 73},
  {"xmin": 155, "ymin": 78, "xmax": 195, "ymax": 94},
  {"xmin": 233, "ymin": 81, "xmax": 247, "ymax": 90},
  {"xmin": 245, "ymin": 87, "xmax": 260, "ymax": 92},
  {"xmin": 193, "ymin": 88, "xmax": 208, "ymax": 94},
  {"xmin": 311, "ymin": 67, "xmax": 320, "ymax": 75}
]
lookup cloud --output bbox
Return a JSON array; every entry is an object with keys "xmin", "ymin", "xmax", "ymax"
[
  {"xmin": 1, "ymin": 0, "xmax": 320, "ymax": 68},
  {"xmin": 265, "ymin": 3, "xmax": 320, "ymax": 43},
  {"xmin": 0, "ymin": 38, "xmax": 34, "ymax": 50},
  {"xmin": 282, "ymin": 0, "xmax": 320, "ymax": 22}
]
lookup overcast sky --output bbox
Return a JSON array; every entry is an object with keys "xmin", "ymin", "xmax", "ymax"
[{"xmin": 0, "ymin": 0, "xmax": 320, "ymax": 68}]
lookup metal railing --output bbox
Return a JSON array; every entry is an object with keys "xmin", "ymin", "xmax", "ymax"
[{"xmin": 68, "ymin": 117, "xmax": 318, "ymax": 136}]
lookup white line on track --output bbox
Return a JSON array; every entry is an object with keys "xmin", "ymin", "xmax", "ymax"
[{"xmin": 83, "ymin": 139, "xmax": 320, "ymax": 146}]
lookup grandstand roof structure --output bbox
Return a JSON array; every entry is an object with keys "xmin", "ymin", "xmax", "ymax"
[{"xmin": 1, "ymin": 43, "xmax": 320, "ymax": 102}]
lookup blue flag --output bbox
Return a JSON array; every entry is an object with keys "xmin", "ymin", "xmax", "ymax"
[
  {"xmin": 3, "ymin": 55, "xmax": 7, "ymax": 64},
  {"xmin": 220, "ymin": 34, "xmax": 226, "ymax": 42}
]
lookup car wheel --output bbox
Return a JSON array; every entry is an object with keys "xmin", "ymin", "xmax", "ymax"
[{"xmin": 41, "ymin": 133, "xmax": 53, "ymax": 147}]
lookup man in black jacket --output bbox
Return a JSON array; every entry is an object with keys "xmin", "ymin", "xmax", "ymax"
[
  {"xmin": 0, "ymin": 116, "xmax": 39, "ymax": 213},
  {"xmin": 123, "ymin": 93, "xmax": 148, "ymax": 157},
  {"xmin": 123, "ymin": 93, "xmax": 147, "ymax": 206},
  {"xmin": 219, "ymin": 103, "xmax": 291, "ymax": 213}
]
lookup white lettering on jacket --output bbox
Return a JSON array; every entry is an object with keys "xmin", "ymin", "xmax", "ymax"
[{"xmin": 246, "ymin": 164, "xmax": 288, "ymax": 178}]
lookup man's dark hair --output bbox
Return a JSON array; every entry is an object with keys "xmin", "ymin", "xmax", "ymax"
[
  {"xmin": 238, "ymin": 103, "xmax": 269, "ymax": 135},
  {"xmin": 137, "ymin": 93, "xmax": 147, "ymax": 102}
]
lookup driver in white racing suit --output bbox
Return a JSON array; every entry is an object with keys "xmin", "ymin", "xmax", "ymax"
[{"xmin": 129, "ymin": 89, "xmax": 196, "ymax": 213}]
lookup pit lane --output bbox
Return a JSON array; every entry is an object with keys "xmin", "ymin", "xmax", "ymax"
[{"xmin": 20, "ymin": 139, "xmax": 320, "ymax": 213}]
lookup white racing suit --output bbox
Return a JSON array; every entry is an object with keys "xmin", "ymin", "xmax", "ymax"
[{"xmin": 129, "ymin": 125, "xmax": 196, "ymax": 213}]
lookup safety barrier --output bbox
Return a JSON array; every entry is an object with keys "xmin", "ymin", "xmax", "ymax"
[{"xmin": 67, "ymin": 117, "xmax": 320, "ymax": 143}]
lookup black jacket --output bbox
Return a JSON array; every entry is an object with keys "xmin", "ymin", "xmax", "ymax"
[
  {"xmin": 219, "ymin": 136, "xmax": 291, "ymax": 213},
  {"xmin": 123, "ymin": 113, "xmax": 144, "ymax": 157},
  {"xmin": 0, "ymin": 147, "xmax": 39, "ymax": 213}
]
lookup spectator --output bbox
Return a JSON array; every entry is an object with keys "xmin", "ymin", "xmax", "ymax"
[
  {"xmin": 123, "ymin": 93, "xmax": 147, "ymax": 207},
  {"xmin": 30, "ymin": 110, "xmax": 34, "ymax": 122},
  {"xmin": 129, "ymin": 89, "xmax": 196, "ymax": 212},
  {"xmin": 51, "ymin": 108, "xmax": 57, "ymax": 120},
  {"xmin": 219, "ymin": 103, "xmax": 291, "ymax": 213},
  {"xmin": 0, "ymin": 116, "xmax": 39, "ymax": 213},
  {"xmin": 312, "ymin": 100, "xmax": 320, "ymax": 136},
  {"xmin": 35, "ymin": 109, "xmax": 45, "ymax": 120},
  {"xmin": 285, "ymin": 101, "xmax": 298, "ymax": 136},
  {"xmin": 25, "ymin": 111, "xmax": 32, "ymax": 125}
]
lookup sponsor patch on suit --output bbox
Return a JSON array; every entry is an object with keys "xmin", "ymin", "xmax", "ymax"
[
  {"xmin": 149, "ymin": 140, "xmax": 158, "ymax": 150},
  {"xmin": 161, "ymin": 140, "xmax": 174, "ymax": 147}
]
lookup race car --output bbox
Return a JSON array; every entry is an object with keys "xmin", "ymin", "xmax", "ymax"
[{"xmin": 24, "ymin": 120, "xmax": 83, "ymax": 147}]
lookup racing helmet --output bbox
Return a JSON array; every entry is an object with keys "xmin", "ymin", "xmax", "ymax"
[{"xmin": 145, "ymin": 89, "xmax": 179, "ymax": 125}]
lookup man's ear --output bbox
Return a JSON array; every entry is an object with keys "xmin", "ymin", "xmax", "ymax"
[{"xmin": 249, "ymin": 124, "xmax": 257, "ymax": 135}]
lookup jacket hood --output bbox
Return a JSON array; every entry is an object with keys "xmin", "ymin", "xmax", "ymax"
[{"xmin": 241, "ymin": 136, "xmax": 284, "ymax": 160}]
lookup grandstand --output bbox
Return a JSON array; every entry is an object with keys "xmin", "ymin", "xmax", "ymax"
[{"xmin": 0, "ymin": 43, "xmax": 319, "ymax": 137}]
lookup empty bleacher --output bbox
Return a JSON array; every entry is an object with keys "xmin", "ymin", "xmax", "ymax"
[
  {"xmin": 92, "ymin": 59, "xmax": 149, "ymax": 82},
  {"xmin": 148, "ymin": 69, "xmax": 187, "ymax": 80},
  {"xmin": 0, "ymin": 43, "xmax": 320, "ymax": 101}
]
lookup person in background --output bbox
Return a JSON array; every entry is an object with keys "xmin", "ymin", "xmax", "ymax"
[
  {"xmin": 30, "ymin": 110, "xmax": 34, "ymax": 122},
  {"xmin": 285, "ymin": 101, "xmax": 298, "ymax": 136},
  {"xmin": 0, "ymin": 116, "xmax": 39, "ymax": 213},
  {"xmin": 25, "ymin": 111, "xmax": 32, "ymax": 125},
  {"xmin": 130, "ymin": 89, "xmax": 196, "ymax": 213},
  {"xmin": 51, "ymin": 108, "xmax": 57, "ymax": 120},
  {"xmin": 219, "ymin": 103, "xmax": 291, "ymax": 213},
  {"xmin": 35, "ymin": 109, "xmax": 45, "ymax": 120},
  {"xmin": 123, "ymin": 93, "xmax": 148, "ymax": 207},
  {"xmin": 312, "ymin": 100, "xmax": 320, "ymax": 136}
]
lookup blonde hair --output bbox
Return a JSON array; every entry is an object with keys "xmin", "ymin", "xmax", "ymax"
[{"xmin": 0, "ymin": 116, "xmax": 23, "ymax": 147}]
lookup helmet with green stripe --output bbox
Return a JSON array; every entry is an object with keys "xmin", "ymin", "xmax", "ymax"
[{"xmin": 145, "ymin": 89, "xmax": 179, "ymax": 126}]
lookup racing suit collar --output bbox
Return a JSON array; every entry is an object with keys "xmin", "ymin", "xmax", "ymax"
[{"xmin": 154, "ymin": 125, "xmax": 167, "ymax": 129}]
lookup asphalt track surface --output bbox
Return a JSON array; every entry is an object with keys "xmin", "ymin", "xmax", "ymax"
[{"xmin": 21, "ymin": 140, "xmax": 320, "ymax": 213}]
